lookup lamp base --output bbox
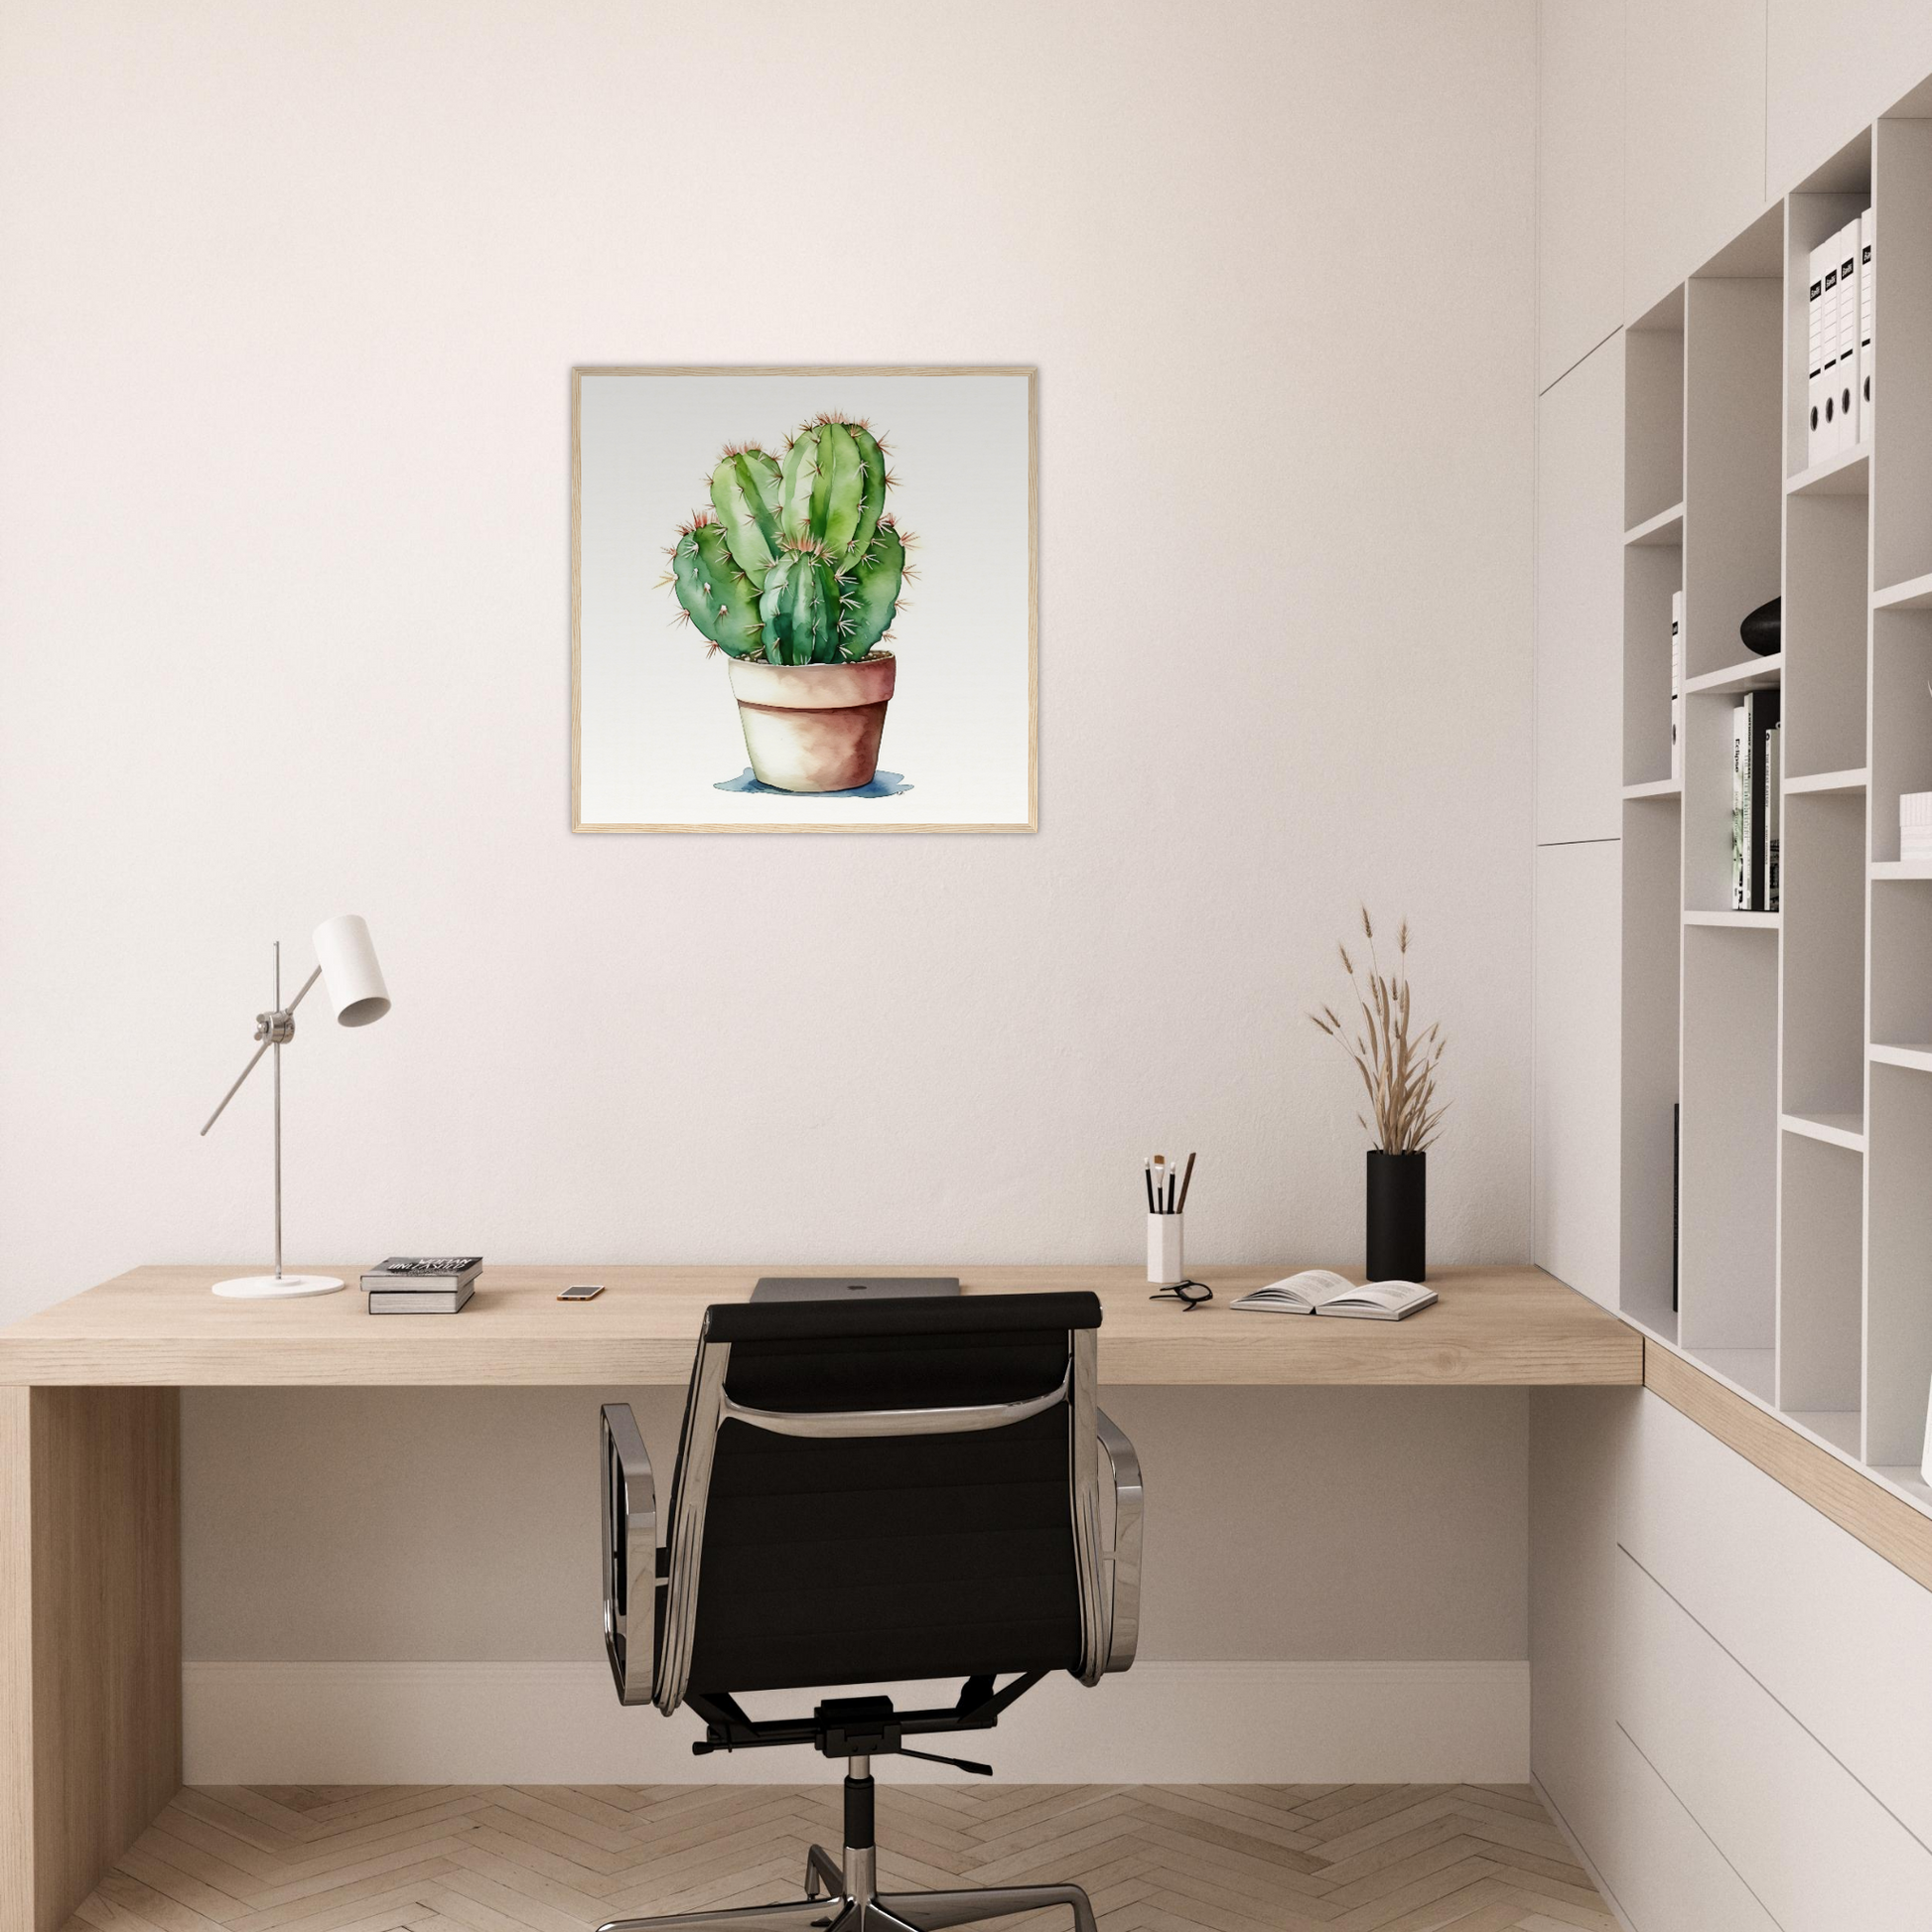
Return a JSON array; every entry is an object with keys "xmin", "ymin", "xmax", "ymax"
[{"xmin": 210, "ymin": 1274, "xmax": 345, "ymax": 1300}]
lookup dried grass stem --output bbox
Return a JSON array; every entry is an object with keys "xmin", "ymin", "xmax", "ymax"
[{"xmin": 1309, "ymin": 907, "xmax": 1449, "ymax": 1154}]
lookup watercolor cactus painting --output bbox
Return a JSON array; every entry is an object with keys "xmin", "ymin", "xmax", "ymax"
[
  {"xmin": 665, "ymin": 417, "xmax": 911, "ymax": 793},
  {"xmin": 571, "ymin": 366, "xmax": 1035, "ymax": 834}
]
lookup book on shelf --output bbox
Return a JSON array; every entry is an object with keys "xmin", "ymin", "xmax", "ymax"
[
  {"xmin": 360, "ymin": 1256, "xmax": 483, "ymax": 1291},
  {"xmin": 369, "ymin": 1282, "xmax": 475, "ymax": 1315},
  {"xmin": 1728, "ymin": 692, "xmax": 1781, "ymax": 910},
  {"xmin": 1670, "ymin": 590, "xmax": 1683, "ymax": 781},
  {"xmin": 1765, "ymin": 720, "xmax": 1781, "ymax": 911},
  {"xmin": 1730, "ymin": 704, "xmax": 1749, "ymax": 907},
  {"xmin": 1229, "ymin": 1270, "xmax": 1437, "ymax": 1320}
]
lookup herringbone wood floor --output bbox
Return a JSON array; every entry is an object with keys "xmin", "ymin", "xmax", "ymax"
[{"xmin": 65, "ymin": 1784, "xmax": 1616, "ymax": 1932}]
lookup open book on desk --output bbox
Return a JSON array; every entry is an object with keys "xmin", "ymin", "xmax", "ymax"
[{"xmin": 1230, "ymin": 1270, "xmax": 1437, "ymax": 1320}]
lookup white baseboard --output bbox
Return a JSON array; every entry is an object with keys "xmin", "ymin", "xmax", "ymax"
[{"xmin": 183, "ymin": 1660, "xmax": 1528, "ymax": 1786}]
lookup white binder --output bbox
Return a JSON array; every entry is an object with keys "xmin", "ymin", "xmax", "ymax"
[
  {"xmin": 1824, "ymin": 229, "xmax": 1839, "ymax": 456},
  {"xmin": 1835, "ymin": 220, "xmax": 1861, "ymax": 456},
  {"xmin": 1860, "ymin": 207, "xmax": 1874, "ymax": 446},
  {"xmin": 1807, "ymin": 239, "xmax": 1830, "ymax": 467}
]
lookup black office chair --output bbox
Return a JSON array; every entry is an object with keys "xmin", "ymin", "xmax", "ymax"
[{"xmin": 597, "ymin": 1291, "xmax": 1143, "ymax": 1932}]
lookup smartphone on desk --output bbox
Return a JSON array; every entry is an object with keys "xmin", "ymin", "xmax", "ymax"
[{"xmin": 558, "ymin": 1283, "xmax": 605, "ymax": 1301}]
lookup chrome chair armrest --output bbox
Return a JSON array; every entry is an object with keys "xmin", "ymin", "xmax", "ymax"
[
  {"xmin": 601, "ymin": 1403, "xmax": 658, "ymax": 1707},
  {"xmin": 718, "ymin": 1367, "xmax": 1069, "ymax": 1440},
  {"xmin": 1094, "ymin": 1407, "xmax": 1143, "ymax": 1673}
]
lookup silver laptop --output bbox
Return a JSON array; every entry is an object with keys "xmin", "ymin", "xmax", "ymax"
[{"xmin": 751, "ymin": 1276, "xmax": 961, "ymax": 1303}]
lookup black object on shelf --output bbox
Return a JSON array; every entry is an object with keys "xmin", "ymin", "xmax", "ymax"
[
  {"xmin": 1366, "ymin": 1150, "xmax": 1426, "ymax": 1282},
  {"xmin": 1740, "ymin": 595, "xmax": 1781, "ymax": 657}
]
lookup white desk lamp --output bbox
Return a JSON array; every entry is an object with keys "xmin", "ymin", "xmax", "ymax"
[{"xmin": 200, "ymin": 913, "xmax": 391, "ymax": 1299}]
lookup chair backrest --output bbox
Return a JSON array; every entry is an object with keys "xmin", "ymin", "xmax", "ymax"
[{"xmin": 652, "ymin": 1291, "xmax": 1107, "ymax": 1713}]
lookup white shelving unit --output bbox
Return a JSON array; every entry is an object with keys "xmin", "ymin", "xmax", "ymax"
[{"xmin": 1619, "ymin": 107, "xmax": 1932, "ymax": 1514}]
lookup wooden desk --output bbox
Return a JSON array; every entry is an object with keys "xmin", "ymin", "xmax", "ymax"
[
  {"xmin": 0, "ymin": 1263, "xmax": 1635, "ymax": 1932},
  {"xmin": 0, "ymin": 1261, "xmax": 1637, "ymax": 1388}
]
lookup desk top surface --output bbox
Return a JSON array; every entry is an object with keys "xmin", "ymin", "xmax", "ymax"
[{"xmin": 0, "ymin": 1263, "xmax": 1640, "ymax": 1387}]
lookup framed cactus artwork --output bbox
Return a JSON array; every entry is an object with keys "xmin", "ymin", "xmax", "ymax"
[{"xmin": 571, "ymin": 365, "xmax": 1036, "ymax": 833}]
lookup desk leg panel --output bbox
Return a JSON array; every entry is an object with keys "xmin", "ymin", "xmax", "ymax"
[{"xmin": 0, "ymin": 1387, "xmax": 182, "ymax": 1932}]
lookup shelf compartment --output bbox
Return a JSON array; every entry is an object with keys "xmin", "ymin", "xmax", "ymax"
[
  {"xmin": 1867, "ymin": 609, "xmax": 1932, "ymax": 861},
  {"xmin": 1873, "ymin": 571, "xmax": 1932, "ymax": 612},
  {"xmin": 1786, "ymin": 766, "xmax": 1866, "ymax": 793},
  {"xmin": 1877, "ymin": 614, "xmax": 1932, "ymax": 865},
  {"xmin": 1870, "ymin": 866, "xmax": 1932, "ymax": 1047},
  {"xmin": 1624, "ymin": 501, "xmax": 1685, "ymax": 547},
  {"xmin": 1684, "ymin": 272, "xmax": 1782, "ymax": 682},
  {"xmin": 1873, "ymin": 116, "xmax": 1932, "ymax": 593},
  {"xmin": 1683, "ymin": 676, "xmax": 1779, "ymax": 917},
  {"xmin": 1783, "ymin": 492, "xmax": 1869, "ymax": 777},
  {"xmin": 1625, "ymin": 299, "xmax": 1685, "ymax": 532},
  {"xmin": 1623, "ymin": 541, "xmax": 1683, "ymax": 788},
  {"xmin": 1777, "ymin": 1134, "xmax": 1863, "ymax": 1421},
  {"xmin": 1866, "ymin": 1062, "xmax": 1932, "ymax": 1467},
  {"xmin": 1621, "ymin": 792, "xmax": 1683, "ymax": 1341},
  {"xmin": 1785, "ymin": 448, "xmax": 1869, "ymax": 496},
  {"xmin": 1781, "ymin": 790, "xmax": 1866, "ymax": 1122},
  {"xmin": 1781, "ymin": 1110, "xmax": 1866, "ymax": 1151},
  {"xmin": 1679, "ymin": 925, "xmax": 1779, "ymax": 1359},
  {"xmin": 1785, "ymin": 183, "xmax": 1869, "ymax": 483},
  {"xmin": 1684, "ymin": 653, "xmax": 1782, "ymax": 696}
]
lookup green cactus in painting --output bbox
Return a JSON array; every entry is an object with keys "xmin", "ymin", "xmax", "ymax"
[
  {"xmin": 841, "ymin": 520, "xmax": 905, "ymax": 659},
  {"xmin": 667, "ymin": 517, "xmax": 764, "ymax": 658},
  {"xmin": 663, "ymin": 414, "xmax": 907, "ymax": 666}
]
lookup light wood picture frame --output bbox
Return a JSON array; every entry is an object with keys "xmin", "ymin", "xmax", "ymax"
[{"xmin": 571, "ymin": 365, "xmax": 1037, "ymax": 833}]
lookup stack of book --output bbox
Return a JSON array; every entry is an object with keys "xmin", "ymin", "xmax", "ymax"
[
  {"xmin": 1730, "ymin": 692, "xmax": 1781, "ymax": 911},
  {"xmin": 361, "ymin": 1256, "xmax": 483, "ymax": 1313},
  {"xmin": 1807, "ymin": 209, "xmax": 1873, "ymax": 464}
]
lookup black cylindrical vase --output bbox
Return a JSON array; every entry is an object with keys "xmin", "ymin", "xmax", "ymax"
[{"xmin": 1366, "ymin": 1150, "xmax": 1426, "ymax": 1282}]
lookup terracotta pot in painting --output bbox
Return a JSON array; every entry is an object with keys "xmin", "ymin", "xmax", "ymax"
[{"xmin": 726, "ymin": 652, "xmax": 897, "ymax": 793}]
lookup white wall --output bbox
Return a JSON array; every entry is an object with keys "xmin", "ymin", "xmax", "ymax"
[
  {"xmin": 0, "ymin": 0, "xmax": 1538, "ymax": 1311},
  {"xmin": 0, "ymin": 0, "xmax": 1539, "ymax": 1764}
]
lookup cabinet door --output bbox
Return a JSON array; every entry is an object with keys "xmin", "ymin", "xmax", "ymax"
[
  {"xmin": 1534, "ymin": 839, "xmax": 1621, "ymax": 1308},
  {"xmin": 1625, "ymin": 0, "xmax": 1769, "ymax": 317},
  {"xmin": 1538, "ymin": 0, "xmax": 1624, "ymax": 390},
  {"xmin": 1537, "ymin": 337, "xmax": 1624, "ymax": 845},
  {"xmin": 1768, "ymin": 0, "xmax": 1932, "ymax": 195}
]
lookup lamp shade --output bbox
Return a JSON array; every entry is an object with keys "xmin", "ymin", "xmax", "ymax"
[{"xmin": 312, "ymin": 914, "xmax": 390, "ymax": 1028}]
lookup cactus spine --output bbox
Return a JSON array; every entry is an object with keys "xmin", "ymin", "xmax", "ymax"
[{"xmin": 665, "ymin": 416, "xmax": 907, "ymax": 664}]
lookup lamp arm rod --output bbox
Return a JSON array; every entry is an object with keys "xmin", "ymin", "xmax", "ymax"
[
  {"xmin": 201, "ymin": 1039, "xmax": 271, "ymax": 1137},
  {"xmin": 199, "ymin": 963, "xmax": 323, "ymax": 1137},
  {"xmin": 285, "ymin": 965, "xmax": 323, "ymax": 1015}
]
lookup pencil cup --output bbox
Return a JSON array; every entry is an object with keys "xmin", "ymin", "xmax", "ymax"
[{"xmin": 1148, "ymin": 1213, "xmax": 1185, "ymax": 1286}]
